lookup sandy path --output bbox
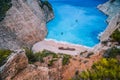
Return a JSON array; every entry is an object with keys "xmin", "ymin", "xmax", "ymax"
[{"xmin": 32, "ymin": 39, "xmax": 92, "ymax": 55}]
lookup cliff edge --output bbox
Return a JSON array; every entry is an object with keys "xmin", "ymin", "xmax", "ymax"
[
  {"xmin": 0, "ymin": 0, "xmax": 54, "ymax": 50},
  {"xmin": 0, "ymin": 50, "xmax": 50, "ymax": 80},
  {"xmin": 98, "ymin": 0, "xmax": 120, "ymax": 22},
  {"xmin": 98, "ymin": 0, "xmax": 120, "ymax": 42}
]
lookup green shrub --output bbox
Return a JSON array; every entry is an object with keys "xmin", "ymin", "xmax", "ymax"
[
  {"xmin": 24, "ymin": 48, "xmax": 58, "ymax": 63},
  {"xmin": 41, "ymin": 50, "xmax": 58, "ymax": 58},
  {"xmin": 110, "ymin": 29, "xmax": 120, "ymax": 43},
  {"xmin": 0, "ymin": 49, "xmax": 11, "ymax": 66},
  {"xmin": 71, "ymin": 58, "xmax": 120, "ymax": 80},
  {"xmin": 104, "ymin": 47, "xmax": 120, "ymax": 58},
  {"xmin": 41, "ymin": 0, "xmax": 53, "ymax": 11},
  {"xmin": 33, "ymin": 52, "xmax": 44, "ymax": 63},
  {"xmin": 71, "ymin": 46, "xmax": 120, "ymax": 80},
  {"xmin": 48, "ymin": 59, "xmax": 57, "ymax": 67},
  {"xmin": 24, "ymin": 48, "xmax": 37, "ymax": 63},
  {"xmin": 62, "ymin": 54, "xmax": 71, "ymax": 65},
  {"xmin": 25, "ymin": 48, "xmax": 71, "ymax": 66},
  {"xmin": 34, "ymin": 50, "xmax": 58, "ymax": 63},
  {"xmin": 0, "ymin": 0, "xmax": 12, "ymax": 21}
]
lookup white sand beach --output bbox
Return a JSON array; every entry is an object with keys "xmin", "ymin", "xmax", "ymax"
[{"xmin": 32, "ymin": 39, "xmax": 92, "ymax": 55}]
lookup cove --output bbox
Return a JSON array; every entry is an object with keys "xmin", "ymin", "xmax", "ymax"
[{"xmin": 46, "ymin": 0, "xmax": 108, "ymax": 47}]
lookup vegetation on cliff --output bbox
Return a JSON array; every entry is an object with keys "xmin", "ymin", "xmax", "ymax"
[
  {"xmin": 0, "ymin": 0, "xmax": 12, "ymax": 21},
  {"xmin": 110, "ymin": 29, "xmax": 120, "ymax": 43},
  {"xmin": 25, "ymin": 48, "xmax": 58, "ymax": 63},
  {"xmin": 104, "ymin": 47, "xmax": 120, "ymax": 58},
  {"xmin": 25, "ymin": 48, "xmax": 71, "ymax": 66},
  {"xmin": 40, "ymin": 0, "xmax": 53, "ymax": 11},
  {"xmin": 71, "ymin": 47, "xmax": 120, "ymax": 80},
  {"xmin": 72, "ymin": 58, "xmax": 120, "ymax": 80},
  {"xmin": 62, "ymin": 54, "xmax": 71, "ymax": 65},
  {"xmin": 0, "ymin": 49, "xmax": 11, "ymax": 66}
]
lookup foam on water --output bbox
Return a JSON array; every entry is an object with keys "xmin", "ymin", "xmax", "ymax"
[{"xmin": 46, "ymin": 0, "xmax": 108, "ymax": 47}]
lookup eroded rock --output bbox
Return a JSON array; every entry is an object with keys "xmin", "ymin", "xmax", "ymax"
[
  {"xmin": 100, "ymin": 13, "xmax": 120, "ymax": 42},
  {"xmin": 0, "ymin": 49, "xmax": 51, "ymax": 80},
  {"xmin": 13, "ymin": 65, "xmax": 49, "ymax": 80},
  {"xmin": 0, "ymin": 0, "xmax": 54, "ymax": 49},
  {"xmin": 0, "ymin": 49, "xmax": 28, "ymax": 80},
  {"xmin": 98, "ymin": 0, "xmax": 120, "ymax": 22}
]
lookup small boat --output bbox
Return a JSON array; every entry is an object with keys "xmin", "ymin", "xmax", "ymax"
[{"xmin": 58, "ymin": 47, "xmax": 75, "ymax": 51}]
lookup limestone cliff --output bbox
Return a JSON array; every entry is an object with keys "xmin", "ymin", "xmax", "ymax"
[
  {"xmin": 98, "ymin": 0, "xmax": 120, "ymax": 42},
  {"xmin": 98, "ymin": 0, "xmax": 120, "ymax": 22},
  {"xmin": 0, "ymin": 0, "xmax": 54, "ymax": 50},
  {"xmin": 0, "ymin": 50, "xmax": 50, "ymax": 80},
  {"xmin": 100, "ymin": 13, "xmax": 120, "ymax": 42}
]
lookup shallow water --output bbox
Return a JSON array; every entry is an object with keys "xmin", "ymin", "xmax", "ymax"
[{"xmin": 46, "ymin": 0, "xmax": 108, "ymax": 47}]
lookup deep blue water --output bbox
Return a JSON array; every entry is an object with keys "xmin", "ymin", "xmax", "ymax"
[{"xmin": 46, "ymin": 0, "xmax": 108, "ymax": 47}]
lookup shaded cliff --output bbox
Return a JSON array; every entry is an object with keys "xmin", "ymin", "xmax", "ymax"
[
  {"xmin": 0, "ymin": 0, "xmax": 54, "ymax": 50},
  {"xmin": 0, "ymin": 0, "xmax": 12, "ymax": 21}
]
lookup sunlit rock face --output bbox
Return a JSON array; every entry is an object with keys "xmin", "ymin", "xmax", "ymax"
[
  {"xmin": 98, "ymin": 0, "xmax": 120, "ymax": 42},
  {"xmin": 0, "ymin": 50, "xmax": 28, "ymax": 80},
  {"xmin": 98, "ymin": 0, "xmax": 120, "ymax": 22},
  {"xmin": 100, "ymin": 13, "xmax": 120, "ymax": 42},
  {"xmin": 0, "ymin": 0, "xmax": 54, "ymax": 49},
  {"xmin": 0, "ymin": 50, "xmax": 50, "ymax": 80}
]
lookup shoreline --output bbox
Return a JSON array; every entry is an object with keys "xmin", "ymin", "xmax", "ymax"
[
  {"xmin": 32, "ymin": 1, "xmax": 109, "ymax": 56},
  {"xmin": 32, "ymin": 39, "xmax": 92, "ymax": 55},
  {"xmin": 45, "ymin": 38, "xmax": 92, "ymax": 49}
]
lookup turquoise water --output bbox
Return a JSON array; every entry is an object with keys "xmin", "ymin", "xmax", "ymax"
[{"xmin": 46, "ymin": 0, "xmax": 108, "ymax": 47}]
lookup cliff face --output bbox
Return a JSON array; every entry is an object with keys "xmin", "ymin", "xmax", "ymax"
[
  {"xmin": 98, "ymin": 0, "xmax": 120, "ymax": 42},
  {"xmin": 0, "ymin": 50, "xmax": 28, "ymax": 80},
  {"xmin": 98, "ymin": 0, "xmax": 120, "ymax": 22},
  {"xmin": 100, "ymin": 13, "xmax": 120, "ymax": 42},
  {"xmin": 0, "ymin": 50, "xmax": 50, "ymax": 80},
  {"xmin": 0, "ymin": 0, "xmax": 54, "ymax": 50},
  {"xmin": 0, "ymin": 0, "xmax": 56, "ymax": 79}
]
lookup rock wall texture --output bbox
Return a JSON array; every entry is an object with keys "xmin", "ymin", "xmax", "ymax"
[
  {"xmin": 0, "ymin": 0, "xmax": 54, "ymax": 50},
  {"xmin": 100, "ymin": 13, "xmax": 120, "ymax": 42},
  {"xmin": 98, "ymin": 0, "xmax": 120, "ymax": 42},
  {"xmin": 0, "ymin": 50, "xmax": 50, "ymax": 80},
  {"xmin": 98, "ymin": 0, "xmax": 120, "ymax": 22},
  {"xmin": 0, "ymin": 49, "xmax": 63, "ymax": 80},
  {"xmin": 0, "ymin": 50, "xmax": 28, "ymax": 80}
]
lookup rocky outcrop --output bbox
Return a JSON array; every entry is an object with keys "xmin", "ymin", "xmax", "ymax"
[
  {"xmin": 100, "ymin": 13, "xmax": 120, "ymax": 42},
  {"xmin": 0, "ymin": 49, "xmax": 28, "ymax": 80},
  {"xmin": 98, "ymin": 0, "xmax": 120, "ymax": 42},
  {"xmin": 0, "ymin": 49, "xmax": 63, "ymax": 80},
  {"xmin": 0, "ymin": 25, "xmax": 21, "ymax": 50},
  {"xmin": 98, "ymin": 0, "xmax": 120, "ymax": 22},
  {"xmin": 13, "ymin": 65, "xmax": 49, "ymax": 80},
  {"xmin": 0, "ymin": 0, "xmax": 54, "ymax": 50},
  {"xmin": 0, "ymin": 50, "xmax": 50, "ymax": 80}
]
